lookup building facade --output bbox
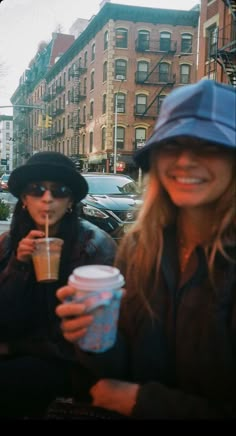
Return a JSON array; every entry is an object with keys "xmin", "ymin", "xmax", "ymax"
[
  {"xmin": 0, "ymin": 115, "xmax": 13, "ymax": 173},
  {"xmin": 197, "ymin": 0, "xmax": 236, "ymax": 85},
  {"xmin": 11, "ymin": 3, "xmax": 199, "ymax": 175}
]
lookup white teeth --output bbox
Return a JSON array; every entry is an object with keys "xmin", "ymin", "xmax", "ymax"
[{"xmin": 175, "ymin": 177, "xmax": 203, "ymax": 184}]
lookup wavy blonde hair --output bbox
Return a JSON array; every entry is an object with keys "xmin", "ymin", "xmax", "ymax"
[{"xmin": 115, "ymin": 151, "xmax": 236, "ymax": 316}]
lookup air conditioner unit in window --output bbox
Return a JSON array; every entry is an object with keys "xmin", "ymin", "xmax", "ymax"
[{"xmin": 116, "ymin": 75, "xmax": 125, "ymax": 80}]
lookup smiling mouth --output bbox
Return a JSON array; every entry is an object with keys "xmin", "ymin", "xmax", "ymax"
[{"xmin": 172, "ymin": 177, "xmax": 205, "ymax": 184}]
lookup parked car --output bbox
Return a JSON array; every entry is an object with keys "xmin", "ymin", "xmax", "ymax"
[
  {"xmin": 78, "ymin": 173, "xmax": 143, "ymax": 242},
  {"xmin": 0, "ymin": 173, "xmax": 10, "ymax": 191}
]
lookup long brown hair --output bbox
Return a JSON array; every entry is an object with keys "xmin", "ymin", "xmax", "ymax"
[{"xmin": 115, "ymin": 154, "xmax": 236, "ymax": 316}]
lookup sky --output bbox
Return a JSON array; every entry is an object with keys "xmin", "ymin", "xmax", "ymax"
[{"xmin": 0, "ymin": 0, "xmax": 199, "ymax": 115}]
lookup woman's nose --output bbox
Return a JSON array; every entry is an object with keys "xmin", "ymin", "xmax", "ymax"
[
  {"xmin": 175, "ymin": 149, "xmax": 198, "ymax": 166},
  {"xmin": 41, "ymin": 189, "xmax": 53, "ymax": 201}
]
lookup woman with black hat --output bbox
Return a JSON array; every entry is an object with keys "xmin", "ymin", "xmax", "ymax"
[
  {"xmin": 56, "ymin": 80, "xmax": 236, "ymax": 419},
  {"xmin": 0, "ymin": 151, "xmax": 116, "ymax": 418}
]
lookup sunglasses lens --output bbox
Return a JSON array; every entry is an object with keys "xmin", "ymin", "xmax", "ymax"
[
  {"xmin": 52, "ymin": 186, "xmax": 72, "ymax": 198},
  {"xmin": 25, "ymin": 184, "xmax": 72, "ymax": 198},
  {"xmin": 25, "ymin": 184, "xmax": 45, "ymax": 197}
]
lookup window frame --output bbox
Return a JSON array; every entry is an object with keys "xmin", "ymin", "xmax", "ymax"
[{"xmin": 115, "ymin": 28, "xmax": 128, "ymax": 48}]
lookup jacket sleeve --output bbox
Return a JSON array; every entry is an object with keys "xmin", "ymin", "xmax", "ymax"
[
  {"xmin": 79, "ymin": 219, "xmax": 117, "ymax": 266},
  {"xmin": 131, "ymin": 381, "xmax": 236, "ymax": 419},
  {"xmin": 0, "ymin": 234, "xmax": 35, "ymax": 338}
]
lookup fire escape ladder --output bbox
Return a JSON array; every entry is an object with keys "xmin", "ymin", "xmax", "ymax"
[
  {"xmin": 72, "ymin": 71, "xmax": 81, "ymax": 153},
  {"xmin": 223, "ymin": 0, "xmax": 236, "ymax": 21},
  {"xmin": 217, "ymin": 50, "xmax": 236, "ymax": 87},
  {"xmin": 141, "ymin": 84, "xmax": 169, "ymax": 117},
  {"xmin": 144, "ymin": 55, "xmax": 167, "ymax": 82}
]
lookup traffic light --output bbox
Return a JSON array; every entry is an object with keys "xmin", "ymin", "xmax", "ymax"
[{"xmin": 45, "ymin": 115, "xmax": 53, "ymax": 128}]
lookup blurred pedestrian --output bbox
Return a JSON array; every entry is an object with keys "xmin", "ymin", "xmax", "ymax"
[
  {"xmin": 0, "ymin": 151, "xmax": 116, "ymax": 418},
  {"xmin": 56, "ymin": 80, "xmax": 236, "ymax": 419}
]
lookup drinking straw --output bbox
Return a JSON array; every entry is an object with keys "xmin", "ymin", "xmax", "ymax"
[{"xmin": 45, "ymin": 213, "xmax": 49, "ymax": 238}]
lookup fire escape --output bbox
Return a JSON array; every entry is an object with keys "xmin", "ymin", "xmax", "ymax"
[
  {"xmin": 134, "ymin": 38, "xmax": 176, "ymax": 118},
  {"xmin": 70, "ymin": 64, "xmax": 87, "ymax": 157},
  {"xmin": 211, "ymin": 1, "xmax": 236, "ymax": 87}
]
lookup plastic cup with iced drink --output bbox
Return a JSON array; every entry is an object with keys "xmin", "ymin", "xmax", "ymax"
[
  {"xmin": 32, "ymin": 237, "xmax": 64, "ymax": 283},
  {"xmin": 68, "ymin": 264, "xmax": 125, "ymax": 353}
]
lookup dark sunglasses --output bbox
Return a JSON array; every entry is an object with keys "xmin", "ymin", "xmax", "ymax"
[{"xmin": 24, "ymin": 183, "xmax": 73, "ymax": 199}]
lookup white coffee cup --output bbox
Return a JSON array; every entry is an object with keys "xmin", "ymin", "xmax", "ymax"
[{"xmin": 68, "ymin": 265, "xmax": 125, "ymax": 353}]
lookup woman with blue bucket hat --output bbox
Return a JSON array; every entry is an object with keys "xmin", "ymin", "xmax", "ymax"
[{"xmin": 56, "ymin": 80, "xmax": 236, "ymax": 419}]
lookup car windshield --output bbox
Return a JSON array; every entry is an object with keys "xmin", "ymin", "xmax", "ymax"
[{"xmin": 85, "ymin": 176, "xmax": 140, "ymax": 195}]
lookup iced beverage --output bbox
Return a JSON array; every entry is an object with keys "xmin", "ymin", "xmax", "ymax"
[
  {"xmin": 32, "ymin": 237, "xmax": 64, "ymax": 282},
  {"xmin": 68, "ymin": 264, "xmax": 125, "ymax": 353}
]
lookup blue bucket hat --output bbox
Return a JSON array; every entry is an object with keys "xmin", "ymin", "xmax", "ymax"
[{"xmin": 134, "ymin": 80, "xmax": 236, "ymax": 171}]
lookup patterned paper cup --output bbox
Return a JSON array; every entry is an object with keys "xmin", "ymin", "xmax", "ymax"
[{"xmin": 68, "ymin": 265, "xmax": 125, "ymax": 353}]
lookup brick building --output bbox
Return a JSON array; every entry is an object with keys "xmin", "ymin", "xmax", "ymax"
[
  {"xmin": 11, "ymin": 3, "xmax": 199, "ymax": 175},
  {"xmin": 197, "ymin": 0, "xmax": 236, "ymax": 85}
]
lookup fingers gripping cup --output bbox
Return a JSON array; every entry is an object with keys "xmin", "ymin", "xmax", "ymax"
[
  {"xmin": 32, "ymin": 237, "xmax": 64, "ymax": 283},
  {"xmin": 68, "ymin": 265, "xmax": 125, "ymax": 353}
]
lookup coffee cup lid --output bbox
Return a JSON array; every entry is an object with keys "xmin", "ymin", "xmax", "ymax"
[{"xmin": 70, "ymin": 265, "xmax": 125, "ymax": 291}]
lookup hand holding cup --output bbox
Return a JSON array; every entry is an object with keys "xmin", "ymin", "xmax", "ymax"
[{"xmin": 56, "ymin": 284, "xmax": 94, "ymax": 343}]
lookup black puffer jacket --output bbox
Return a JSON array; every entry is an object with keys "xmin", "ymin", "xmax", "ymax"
[{"xmin": 0, "ymin": 219, "xmax": 116, "ymax": 362}]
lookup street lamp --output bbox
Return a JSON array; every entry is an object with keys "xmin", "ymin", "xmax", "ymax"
[
  {"xmin": 136, "ymin": 139, "xmax": 145, "ymax": 188},
  {"xmin": 114, "ymin": 76, "xmax": 124, "ymax": 174}
]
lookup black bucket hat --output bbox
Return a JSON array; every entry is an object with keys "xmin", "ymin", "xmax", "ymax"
[
  {"xmin": 134, "ymin": 80, "xmax": 236, "ymax": 171},
  {"xmin": 8, "ymin": 151, "xmax": 88, "ymax": 202}
]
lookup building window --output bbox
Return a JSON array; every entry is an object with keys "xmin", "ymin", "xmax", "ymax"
[
  {"xmin": 180, "ymin": 64, "xmax": 191, "ymax": 84},
  {"xmin": 84, "ymin": 51, "xmax": 88, "ymax": 67},
  {"xmin": 90, "ymin": 71, "xmax": 95, "ymax": 90},
  {"xmin": 102, "ymin": 127, "xmax": 106, "ymax": 150},
  {"xmin": 157, "ymin": 94, "xmax": 166, "ymax": 113},
  {"xmin": 89, "ymin": 131, "xmax": 93, "ymax": 153},
  {"xmin": 137, "ymin": 30, "xmax": 150, "ymax": 50},
  {"xmin": 91, "ymin": 43, "xmax": 95, "ymax": 61},
  {"xmin": 90, "ymin": 101, "xmax": 94, "ymax": 119},
  {"xmin": 136, "ymin": 94, "xmax": 147, "ymax": 114},
  {"xmin": 102, "ymin": 94, "xmax": 107, "ymax": 114},
  {"xmin": 159, "ymin": 62, "xmax": 170, "ymax": 82},
  {"xmin": 6, "ymin": 122, "xmax": 10, "ymax": 130},
  {"xmin": 113, "ymin": 126, "xmax": 125, "ymax": 150},
  {"xmin": 207, "ymin": 25, "xmax": 218, "ymax": 58},
  {"xmin": 83, "ymin": 106, "xmax": 86, "ymax": 123},
  {"xmin": 83, "ymin": 77, "xmax": 87, "ymax": 95},
  {"xmin": 135, "ymin": 128, "xmax": 146, "ymax": 149},
  {"xmin": 181, "ymin": 34, "xmax": 193, "ymax": 54},
  {"xmin": 115, "ymin": 28, "xmax": 128, "ymax": 48},
  {"xmin": 115, "ymin": 59, "xmax": 127, "ymax": 80},
  {"xmin": 104, "ymin": 31, "xmax": 109, "ymax": 50},
  {"xmin": 137, "ymin": 61, "xmax": 149, "ymax": 82},
  {"xmin": 103, "ymin": 61, "xmax": 107, "ymax": 82},
  {"xmin": 160, "ymin": 32, "xmax": 171, "ymax": 51},
  {"xmin": 114, "ymin": 93, "xmax": 125, "ymax": 113}
]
